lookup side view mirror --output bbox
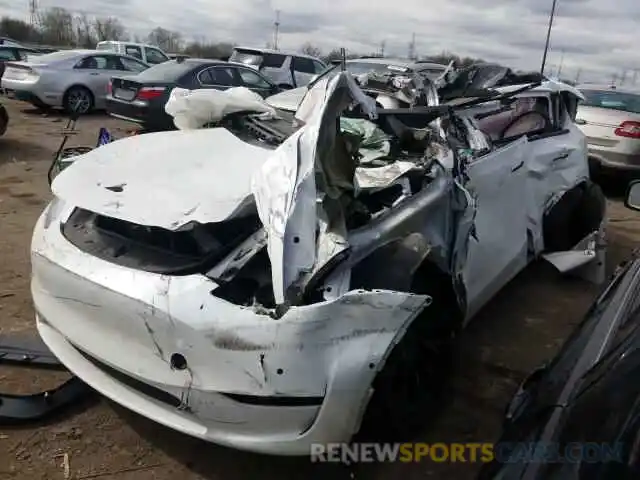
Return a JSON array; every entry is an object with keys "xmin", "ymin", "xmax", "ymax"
[{"xmin": 625, "ymin": 180, "xmax": 640, "ymax": 211}]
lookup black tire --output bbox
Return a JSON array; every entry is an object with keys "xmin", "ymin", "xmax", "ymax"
[
  {"xmin": 30, "ymin": 98, "xmax": 52, "ymax": 111},
  {"xmin": 63, "ymin": 86, "xmax": 94, "ymax": 115},
  {"xmin": 356, "ymin": 262, "xmax": 461, "ymax": 442},
  {"xmin": 588, "ymin": 156, "xmax": 602, "ymax": 181},
  {"xmin": 543, "ymin": 180, "xmax": 605, "ymax": 252},
  {"xmin": 0, "ymin": 105, "xmax": 8, "ymax": 137}
]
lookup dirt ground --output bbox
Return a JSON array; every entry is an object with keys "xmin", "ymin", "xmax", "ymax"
[{"xmin": 1, "ymin": 97, "xmax": 639, "ymax": 480}]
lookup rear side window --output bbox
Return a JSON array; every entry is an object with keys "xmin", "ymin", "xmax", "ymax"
[
  {"xmin": 292, "ymin": 56, "xmax": 315, "ymax": 74},
  {"xmin": 262, "ymin": 53, "xmax": 285, "ymax": 68},
  {"xmin": 76, "ymin": 55, "xmax": 121, "ymax": 70},
  {"xmin": 198, "ymin": 66, "xmax": 238, "ymax": 86},
  {"xmin": 120, "ymin": 57, "xmax": 149, "ymax": 73},
  {"xmin": 312, "ymin": 60, "xmax": 326, "ymax": 74},
  {"xmin": 237, "ymin": 68, "xmax": 271, "ymax": 88},
  {"xmin": 125, "ymin": 45, "xmax": 143, "ymax": 60},
  {"xmin": 0, "ymin": 48, "xmax": 16, "ymax": 60},
  {"xmin": 145, "ymin": 48, "xmax": 168, "ymax": 65},
  {"xmin": 581, "ymin": 89, "xmax": 640, "ymax": 114}
]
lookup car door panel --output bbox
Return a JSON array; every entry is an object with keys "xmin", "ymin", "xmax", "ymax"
[
  {"xmin": 525, "ymin": 125, "xmax": 590, "ymax": 255},
  {"xmin": 462, "ymin": 136, "xmax": 531, "ymax": 320}
]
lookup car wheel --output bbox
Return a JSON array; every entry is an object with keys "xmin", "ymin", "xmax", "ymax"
[
  {"xmin": 356, "ymin": 262, "xmax": 460, "ymax": 442},
  {"xmin": 0, "ymin": 105, "xmax": 8, "ymax": 137},
  {"xmin": 63, "ymin": 86, "xmax": 94, "ymax": 115}
]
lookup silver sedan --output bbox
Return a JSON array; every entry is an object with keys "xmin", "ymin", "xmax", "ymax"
[
  {"xmin": 576, "ymin": 84, "xmax": 640, "ymax": 174},
  {"xmin": 1, "ymin": 49, "xmax": 149, "ymax": 114}
]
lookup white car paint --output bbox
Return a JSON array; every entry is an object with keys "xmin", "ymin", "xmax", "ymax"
[
  {"xmin": 31, "ymin": 72, "xmax": 604, "ymax": 455},
  {"xmin": 266, "ymin": 86, "xmax": 306, "ymax": 112},
  {"xmin": 51, "ymin": 128, "xmax": 267, "ymax": 229}
]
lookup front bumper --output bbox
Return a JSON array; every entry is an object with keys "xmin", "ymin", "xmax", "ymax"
[{"xmin": 31, "ymin": 201, "xmax": 428, "ymax": 454}]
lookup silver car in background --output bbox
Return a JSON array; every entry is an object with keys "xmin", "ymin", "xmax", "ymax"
[
  {"xmin": 575, "ymin": 84, "xmax": 640, "ymax": 174},
  {"xmin": 1, "ymin": 50, "xmax": 150, "ymax": 113}
]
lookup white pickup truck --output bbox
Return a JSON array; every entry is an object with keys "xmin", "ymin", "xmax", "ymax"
[{"xmin": 96, "ymin": 41, "xmax": 170, "ymax": 65}]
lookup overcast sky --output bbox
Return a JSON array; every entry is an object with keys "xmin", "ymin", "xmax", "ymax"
[{"xmin": 2, "ymin": 0, "xmax": 638, "ymax": 83}]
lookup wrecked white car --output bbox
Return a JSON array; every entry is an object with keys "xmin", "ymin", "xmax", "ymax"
[{"xmin": 31, "ymin": 70, "xmax": 606, "ymax": 455}]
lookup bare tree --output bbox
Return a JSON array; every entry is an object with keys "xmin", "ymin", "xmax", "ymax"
[
  {"xmin": 322, "ymin": 48, "xmax": 361, "ymax": 64},
  {"xmin": 300, "ymin": 42, "xmax": 322, "ymax": 58},
  {"xmin": 147, "ymin": 27, "xmax": 183, "ymax": 52},
  {"xmin": 39, "ymin": 7, "xmax": 75, "ymax": 45},
  {"xmin": 0, "ymin": 16, "xmax": 40, "ymax": 42},
  {"xmin": 184, "ymin": 41, "xmax": 235, "ymax": 60},
  {"xmin": 74, "ymin": 13, "xmax": 96, "ymax": 48},
  {"xmin": 92, "ymin": 17, "xmax": 127, "ymax": 41}
]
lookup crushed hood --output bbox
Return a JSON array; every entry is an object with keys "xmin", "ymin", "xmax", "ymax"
[{"xmin": 51, "ymin": 128, "xmax": 268, "ymax": 230}]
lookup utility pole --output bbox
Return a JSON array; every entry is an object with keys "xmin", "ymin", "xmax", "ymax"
[
  {"xmin": 273, "ymin": 10, "xmax": 280, "ymax": 51},
  {"xmin": 612, "ymin": 72, "xmax": 618, "ymax": 86},
  {"xmin": 29, "ymin": 0, "xmax": 39, "ymax": 27},
  {"xmin": 620, "ymin": 69, "xmax": 627, "ymax": 86},
  {"xmin": 574, "ymin": 67, "xmax": 582, "ymax": 84},
  {"xmin": 540, "ymin": 0, "xmax": 558, "ymax": 75},
  {"xmin": 408, "ymin": 33, "xmax": 416, "ymax": 60},
  {"xmin": 633, "ymin": 69, "xmax": 639, "ymax": 86},
  {"xmin": 380, "ymin": 40, "xmax": 385, "ymax": 57}
]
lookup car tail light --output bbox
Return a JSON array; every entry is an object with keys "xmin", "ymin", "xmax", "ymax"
[
  {"xmin": 614, "ymin": 121, "xmax": 640, "ymax": 139},
  {"xmin": 135, "ymin": 87, "xmax": 165, "ymax": 101},
  {"xmin": 106, "ymin": 80, "xmax": 112, "ymax": 94}
]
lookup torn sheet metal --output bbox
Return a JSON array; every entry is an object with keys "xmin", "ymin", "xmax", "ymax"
[
  {"xmin": 542, "ymin": 223, "xmax": 607, "ymax": 285},
  {"xmin": 461, "ymin": 137, "xmax": 531, "ymax": 320},
  {"xmin": 354, "ymin": 161, "xmax": 419, "ymax": 192},
  {"xmin": 339, "ymin": 117, "xmax": 391, "ymax": 164},
  {"xmin": 0, "ymin": 334, "xmax": 93, "ymax": 424},
  {"xmin": 165, "ymin": 86, "xmax": 276, "ymax": 129},
  {"xmin": 251, "ymin": 72, "xmax": 377, "ymax": 304},
  {"xmin": 51, "ymin": 128, "xmax": 268, "ymax": 230}
]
